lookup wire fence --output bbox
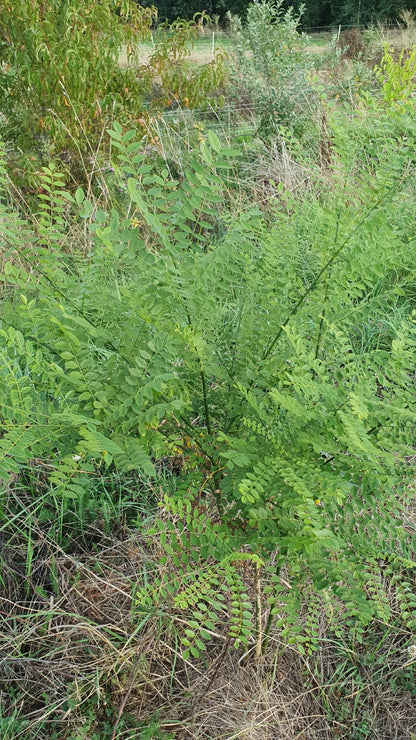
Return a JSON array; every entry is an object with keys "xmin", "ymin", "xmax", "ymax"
[
  {"xmin": 139, "ymin": 18, "xmax": 414, "ymax": 164},
  {"xmin": 148, "ymin": 21, "xmax": 415, "ymax": 66},
  {"xmin": 153, "ymin": 101, "xmax": 260, "ymax": 156}
]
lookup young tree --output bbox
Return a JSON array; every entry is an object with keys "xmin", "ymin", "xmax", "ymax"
[{"xmin": 0, "ymin": 0, "xmax": 155, "ymax": 152}]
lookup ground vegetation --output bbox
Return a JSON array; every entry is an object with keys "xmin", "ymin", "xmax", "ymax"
[{"xmin": 0, "ymin": 2, "xmax": 416, "ymax": 738}]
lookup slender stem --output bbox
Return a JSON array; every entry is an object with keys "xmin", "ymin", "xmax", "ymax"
[
  {"xmin": 261, "ymin": 606, "xmax": 275, "ymax": 654},
  {"xmin": 200, "ymin": 367, "xmax": 212, "ymax": 435},
  {"xmin": 260, "ymin": 192, "xmax": 387, "ymax": 367},
  {"xmin": 167, "ymin": 250, "xmax": 212, "ymax": 435},
  {"xmin": 314, "ymin": 204, "xmax": 343, "ymax": 363},
  {"xmin": 254, "ymin": 563, "xmax": 262, "ymax": 662}
]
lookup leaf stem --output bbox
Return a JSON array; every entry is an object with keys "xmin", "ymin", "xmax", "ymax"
[{"xmin": 260, "ymin": 192, "xmax": 388, "ymax": 366}]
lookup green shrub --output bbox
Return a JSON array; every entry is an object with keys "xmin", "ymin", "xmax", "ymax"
[
  {"xmin": 1, "ymin": 107, "xmax": 416, "ymax": 648},
  {"xmin": 375, "ymin": 45, "xmax": 416, "ymax": 110},
  {"xmin": 229, "ymin": 0, "xmax": 319, "ymax": 142},
  {"xmin": 0, "ymin": 1, "xmax": 226, "ymax": 176},
  {"xmin": 0, "ymin": 0, "xmax": 155, "ymax": 152},
  {"xmin": 148, "ymin": 15, "xmax": 228, "ymax": 112}
]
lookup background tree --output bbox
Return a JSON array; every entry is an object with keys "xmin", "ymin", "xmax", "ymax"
[{"xmin": 138, "ymin": 0, "xmax": 416, "ymax": 28}]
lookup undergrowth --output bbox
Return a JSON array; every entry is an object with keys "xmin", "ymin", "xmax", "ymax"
[{"xmin": 0, "ymin": 9, "xmax": 416, "ymax": 739}]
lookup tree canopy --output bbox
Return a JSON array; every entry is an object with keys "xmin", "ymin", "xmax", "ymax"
[{"xmin": 138, "ymin": 0, "xmax": 416, "ymax": 29}]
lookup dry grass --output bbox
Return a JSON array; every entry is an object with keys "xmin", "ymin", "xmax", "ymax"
[
  {"xmin": 1, "ymin": 482, "xmax": 415, "ymax": 740},
  {"xmin": 246, "ymin": 139, "xmax": 316, "ymax": 206},
  {"xmin": 380, "ymin": 20, "xmax": 416, "ymax": 53}
]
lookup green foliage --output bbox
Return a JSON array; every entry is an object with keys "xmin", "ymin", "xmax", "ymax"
[
  {"xmin": 0, "ymin": 0, "xmax": 155, "ymax": 152},
  {"xmin": 0, "ymin": 1, "xmax": 226, "ymax": 174},
  {"xmin": 284, "ymin": 0, "xmax": 416, "ymax": 29},
  {"xmin": 141, "ymin": 0, "xmax": 416, "ymax": 28},
  {"xmin": 1, "ymin": 81, "xmax": 416, "ymax": 645},
  {"xmin": 229, "ymin": 0, "xmax": 319, "ymax": 141},
  {"xmin": 0, "ymin": 706, "xmax": 30, "ymax": 740},
  {"xmin": 2, "ymin": 24, "xmax": 416, "ymax": 736},
  {"xmin": 136, "ymin": 486, "xmax": 258, "ymax": 657},
  {"xmin": 375, "ymin": 45, "xmax": 416, "ymax": 110},
  {"xmin": 148, "ymin": 15, "xmax": 228, "ymax": 111},
  {"xmin": 137, "ymin": 713, "xmax": 174, "ymax": 740}
]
